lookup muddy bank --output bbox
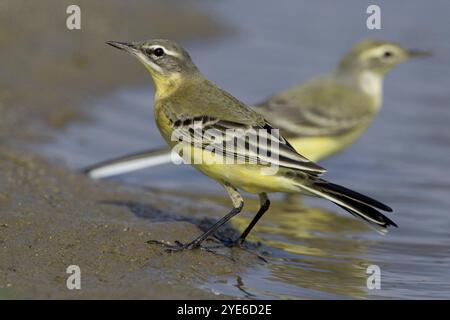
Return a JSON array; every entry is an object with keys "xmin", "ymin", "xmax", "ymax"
[
  {"xmin": 0, "ymin": 1, "xmax": 256, "ymax": 299},
  {"xmin": 0, "ymin": 148, "xmax": 262, "ymax": 299}
]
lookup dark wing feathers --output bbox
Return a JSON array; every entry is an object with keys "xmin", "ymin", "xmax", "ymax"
[{"xmin": 170, "ymin": 115, "xmax": 326, "ymax": 174}]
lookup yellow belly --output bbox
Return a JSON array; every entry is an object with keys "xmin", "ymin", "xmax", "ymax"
[
  {"xmin": 194, "ymin": 161, "xmax": 300, "ymax": 194},
  {"xmin": 288, "ymin": 128, "xmax": 367, "ymax": 162},
  {"xmin": 183, "ymin": 147, "xmax": 299, "ymax": 194}
]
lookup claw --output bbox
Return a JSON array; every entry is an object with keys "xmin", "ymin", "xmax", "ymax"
[
  {"xmin": 146, "ymin": 238, "xmax": 266, "ymax": 262},
  {"xmin": 146, "ymin": 239, "xmax": 200, "ymax": 252},
  {"xmin": 223, "ymin": 239, "xmax": 268, "ymax": 263},
  {"xmin": 146, "ymin": 238, "xmax": 236, "ymax": 260},
  {"xmin": 224, "ymin": 238, "xmax": 245, "ymax": 248}
]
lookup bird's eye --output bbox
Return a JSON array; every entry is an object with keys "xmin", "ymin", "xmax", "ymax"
[
  {"xmin": 383, "ymin": 51, "xmax": 393, "ymax": 58},
  {"xmin": 153, "ymin": 47, "xmax": 164, "ymax": 57}
]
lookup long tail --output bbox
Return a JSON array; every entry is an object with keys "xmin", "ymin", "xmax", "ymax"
[
  {"xmin": 297, "ymin": 179, "xmax": 397, "ymax": 233},
  {"xmin": 80, "ymin": 147, "xmax": 174, "ymax": 179}
]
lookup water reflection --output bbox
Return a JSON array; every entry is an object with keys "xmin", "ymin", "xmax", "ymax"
[
  {"xmin": 162, "ymin": 189, "xmax": 374, "ymax": 298},
  {"xmin": 238, "ymin": 200, "xmax": 373, "ymax": 298}
]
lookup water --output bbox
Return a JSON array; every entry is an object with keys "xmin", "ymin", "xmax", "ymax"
[{"xmin": 40, "ymin": 0, "xmax": 450, "ymax": 299}]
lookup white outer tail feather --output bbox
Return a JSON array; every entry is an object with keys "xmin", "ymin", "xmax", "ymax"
[{"xmin": 87, "ymin": 151, "xmax": 174, "ymax": 179}]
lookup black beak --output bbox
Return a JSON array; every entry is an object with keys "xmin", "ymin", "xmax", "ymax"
[
  {"xmin": 407, "ymin": 49, "xmax": 432, "ymax": 58},
  {"xmin": 106, "ymin": 41, "xmax": 137, "ymax": 53}
]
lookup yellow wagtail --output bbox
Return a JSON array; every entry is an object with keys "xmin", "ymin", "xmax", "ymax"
[
  {"xmin": 104, "ymin": 39, "xmax": 396, "ymax": 250},
  {"xmin": 83, "ymin": 39, "xmax": 428, "ymax": 179},
  {"xmin": 258, "ymin": 39, "xmax": 429, "ymax": 160}
]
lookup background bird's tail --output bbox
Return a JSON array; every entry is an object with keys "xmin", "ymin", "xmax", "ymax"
[
  {"xmin": 297, "ymin": 179, "xmax": 397, "ymax": 234},
  {"xmin": 80, "ymin": 147, "xmax": 173, "ymax": 179}
]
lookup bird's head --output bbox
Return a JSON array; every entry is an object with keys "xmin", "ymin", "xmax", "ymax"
[
  {"xmin": 337, "ymin": 39, "xmax": 430, "ymax": 75},
  {"xmin": 106, "ymin": 39, "xmax": 199, "ymax": 96}
]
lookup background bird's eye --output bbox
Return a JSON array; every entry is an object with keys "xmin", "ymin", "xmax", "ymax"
[
  {"xmin": 383, "ymin": 51, "xmax": 393, "ymax": 58},
  {"xmin": 154, "ymin": 47, "xmax": 164, "ymax": 57}
]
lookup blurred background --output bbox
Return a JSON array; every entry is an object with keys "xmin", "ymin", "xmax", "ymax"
[{"xmin": 1, "ymin": 0, "xmax": 450, "ymax": 299}]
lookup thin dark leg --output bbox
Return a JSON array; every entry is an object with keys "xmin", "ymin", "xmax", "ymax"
[
  {"xmin": 237, "ymin": 193, "xmax": 270, "ymax": 245},
  {"xmin": 182, "ymin": 202, "xmax": 243, "ymax": 249},
  {"xmin": 148, "ymin": 184, "xmax": 244, "ymax": 251}
]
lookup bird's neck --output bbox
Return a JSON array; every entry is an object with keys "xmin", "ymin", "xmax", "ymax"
[
  {"xmin": 152, "ymin": 73, "xmax": 202, "ymax": 100},
  {"xmin": 335, "ymin": 68, "xmax": 384, "ymax": 107},
  {"xmin": 152, "ymin": 74, "xmax": 183, "ymax": 100}
]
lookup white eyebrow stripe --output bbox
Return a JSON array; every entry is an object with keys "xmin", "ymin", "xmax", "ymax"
[
  {"xmin": 360, "ymin": 45, "xmax": 392, "ymax": 60},
  {"xmin": 147, "ymin": 45, "xmax": 182, "ymax": 58}
]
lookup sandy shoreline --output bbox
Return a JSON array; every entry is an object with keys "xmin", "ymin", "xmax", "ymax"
[{"xmin": 0, "ymin": 148, "xmax": 262, "ymax": 299}]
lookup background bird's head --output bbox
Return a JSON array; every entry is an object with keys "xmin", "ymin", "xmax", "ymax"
[
  {"xmin": 106, "ymin": 39, "xmax": 199, "ymax": 95},
  {"xmin": 337, "ymin": 39, "xmax": 429, "ymax": 75}
]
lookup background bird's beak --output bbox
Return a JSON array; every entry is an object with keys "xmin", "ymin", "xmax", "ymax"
[
  {"xmin": 106, "ymin": 41, "xmax": 138, "ymax": 54},
  {"xmin": 407, "ymin": 49, "xmax": 432, "ymax": 58}
]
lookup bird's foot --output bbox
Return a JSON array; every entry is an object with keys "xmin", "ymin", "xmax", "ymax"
[
  {"xmin": 224, "ymin": 238, "xmax": 245, "ymax": 248},
  {"xmin": 146, "ymin": 239, "xmax": 223, "ymax": 256},
  {"xmin": 146, "ymin": 239, "xmax": 197, "ymax": 252},
  {"xmin": 207, "ymin": 237, "xmax": 260, "ymax": 249},
  {"xmin": 222, "ymin": 239, "xmax": 267, "ymax": 262},
  {"xmin": 147, "ymin": 238, "xmax": 266, "ymax": 262}
]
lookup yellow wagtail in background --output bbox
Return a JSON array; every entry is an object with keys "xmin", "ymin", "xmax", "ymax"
[
  {"xmin": 82, "ymin": 39, "xmax": 428, "ymax": 179},
  {"xmin": 104, "ymin": 39, "xmax": 396, "ymax": 250},
  {"xmin": 258, "ymin": 39, "xmax": 429, "ymax": 160}
]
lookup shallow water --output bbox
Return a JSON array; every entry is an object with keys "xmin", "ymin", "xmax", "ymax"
[{"xmin": 40, "ymin": 0, "xmax": 450, "ymax": 299}]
